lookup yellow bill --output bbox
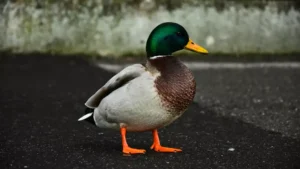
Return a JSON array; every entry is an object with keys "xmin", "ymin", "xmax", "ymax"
[{"xmin": 184, "ymin": 38, "xmax": 208, "ymax": 54}]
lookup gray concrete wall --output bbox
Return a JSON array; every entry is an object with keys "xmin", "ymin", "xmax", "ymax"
[{"xmin": 0, "ymin": 1, "xmax": 299, "ymax": 57}]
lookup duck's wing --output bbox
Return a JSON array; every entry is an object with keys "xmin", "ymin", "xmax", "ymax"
[{"xmin": 85, "ymin": 64, "xmax": 147, "ymax": 108}]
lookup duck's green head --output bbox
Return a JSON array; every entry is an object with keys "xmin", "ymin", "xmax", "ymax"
[{"xmin": 146, "ymin": 22, "xmax": 208, "ymax": 58}]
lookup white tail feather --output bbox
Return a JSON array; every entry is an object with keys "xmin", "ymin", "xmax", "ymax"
[{"xmin": 78, "ymin": 113, "xmax": 93, "ymax": 121}]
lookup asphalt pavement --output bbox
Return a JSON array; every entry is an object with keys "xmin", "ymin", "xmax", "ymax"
[{"xmin": 0, "ymin": 53, "xmax": 299, "ymax": 169}]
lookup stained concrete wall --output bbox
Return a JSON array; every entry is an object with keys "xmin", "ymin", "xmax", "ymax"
[{"xmin": 0, "ymin": 1, "xmax": 299, "ymax": 57}]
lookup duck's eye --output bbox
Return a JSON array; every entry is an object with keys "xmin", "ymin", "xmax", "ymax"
[{"xmin": 176, "ymin": 32, "xmax": 183, "ymax": 36}]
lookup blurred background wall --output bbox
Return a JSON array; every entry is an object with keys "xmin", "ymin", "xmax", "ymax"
[{"xmin": 0, "ymin": 0, "xmax": 299, "ymax": 57}]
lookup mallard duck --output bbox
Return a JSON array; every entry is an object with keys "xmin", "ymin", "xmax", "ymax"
[{"xmin": 78, "ymin": 22, "xmax": 208, "ymax": 154}]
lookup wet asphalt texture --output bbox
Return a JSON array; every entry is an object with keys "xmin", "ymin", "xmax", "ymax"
[{"xmin": 0, "ymin": 53, "xmax": 299, "ymax": 169}]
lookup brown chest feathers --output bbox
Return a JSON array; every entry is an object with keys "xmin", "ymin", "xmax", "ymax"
[{"xmin": 147, "ymin": 56, "xmax": 196, "ymax": 115}]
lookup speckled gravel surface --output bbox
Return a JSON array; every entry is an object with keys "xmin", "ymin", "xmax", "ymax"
[
  {"xmin": 0, "ymin": 53, "xmax": 299, "ymax": 169},
  {"xmin": 193, "ymin": 68, "xmax": 300, "ymax": 139}
]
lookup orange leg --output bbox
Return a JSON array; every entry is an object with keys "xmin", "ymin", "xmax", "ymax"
[
  {"xmin": 150, "ymin": 129, "xmax": 182, "ymax": 153},
  {"xmin": 121, "ymin": 127, "xmax": 146, "ymax": 154}
]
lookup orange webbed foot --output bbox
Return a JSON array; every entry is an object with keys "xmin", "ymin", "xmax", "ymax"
[
  {"xmin": 123, "ymin": 146, "xmax": 146, "ymax": 154},
  {"xmin": 150, "ymin": 129, "xmax": 182, "ymax": 153},
  {"xmin": 121, "ymin": 127, "xmax": 146, "ymax": 155},
  {"xmin": 150, "ymin": 143, "xmax": 182, "ymax": 153}
]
